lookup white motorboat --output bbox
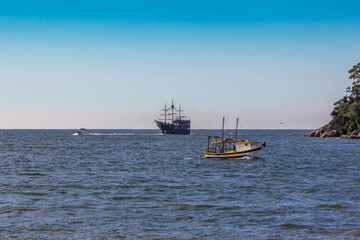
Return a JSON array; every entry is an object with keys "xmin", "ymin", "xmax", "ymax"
[{"xmin": 76, "ymin": 128, "xmax": 89, "ymax": 135}]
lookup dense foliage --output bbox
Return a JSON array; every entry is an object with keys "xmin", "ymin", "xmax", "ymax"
[{"xmin": 330, "ymin": 63, "xmax": 360, "ymax": 135}]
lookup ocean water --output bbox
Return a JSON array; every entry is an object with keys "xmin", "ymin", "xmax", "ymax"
[{"xmin": 0, "ymin": 129, "xmax": 359, "ymax": 239}]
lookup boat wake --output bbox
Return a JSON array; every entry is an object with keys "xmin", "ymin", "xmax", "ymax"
[
  {"xmin": 73, "ymin": 132, "xmax": 163, "ymax": 136},
  {"xmin": 89, "ymin": 133, "xmax": 136, "ymax": 136}
]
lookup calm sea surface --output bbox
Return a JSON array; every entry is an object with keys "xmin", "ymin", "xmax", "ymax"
[{"xmin": 0, "ymin": 129, "xmax": 359, "ymax": 239}]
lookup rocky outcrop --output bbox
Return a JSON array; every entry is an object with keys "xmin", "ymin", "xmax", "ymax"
[
  {"xmin": 340, "ymin": 130, "xmax": 360, "ymax": 139},
  {"xmin": 305, "ymin": 124, "xmax": 338, "ymax": 138},
  {"xmin": 305, "ymin": 124, "xmax": 360, "ymax": 139}
]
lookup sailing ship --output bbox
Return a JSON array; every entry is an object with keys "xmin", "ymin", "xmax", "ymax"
[
  {"xmin": 155, "ymin": 100, "xmax": 191, "ymax": 135},
  {"xmin": 204, "ymin": 117, "xmax": 266, "ymax": 159}
]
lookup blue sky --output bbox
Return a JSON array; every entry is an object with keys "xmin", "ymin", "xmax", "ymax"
[{"xmin": 1, "ymin": 0, "xmax": 359, "ymax": 129}]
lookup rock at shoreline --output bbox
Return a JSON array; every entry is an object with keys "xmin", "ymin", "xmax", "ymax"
[
  {"xmin": 305, "ymin": 124, "xmax": 360, "ymax": 139},
  {"xmin": 341, "ymin": 130, "xmax": 360, "ymax": 139},
  {"xmin": 305, "ymin": 124, "xmax": 338, "ymax": 138}
]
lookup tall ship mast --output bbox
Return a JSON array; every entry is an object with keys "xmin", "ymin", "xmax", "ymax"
[{"xmin": 154, "ymin": 100, "xmax": 191, "ymax": 135}]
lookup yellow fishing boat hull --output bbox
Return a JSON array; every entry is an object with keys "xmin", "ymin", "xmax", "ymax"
[{"xmin": 204, "ymin": 143, "xmax": 265, "ymax": 159}]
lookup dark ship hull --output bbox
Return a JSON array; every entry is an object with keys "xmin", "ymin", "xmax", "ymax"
[{"xmin": 155, "ymin": 120, "xmax": 190, "ymax": 135}]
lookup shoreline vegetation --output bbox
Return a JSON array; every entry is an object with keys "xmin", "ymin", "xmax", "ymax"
[{"xmin": 306, "ymin": 62, "xmax": 360, "ymax": 139}]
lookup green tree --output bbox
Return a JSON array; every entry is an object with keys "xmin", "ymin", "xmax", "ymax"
[
  {"xmin": 348, "ymin": 62, "xmax": 360, "ymax": 97},
  {"xmin": 329, "ymin": 62, "xmax": 360, "ymax": 135}
]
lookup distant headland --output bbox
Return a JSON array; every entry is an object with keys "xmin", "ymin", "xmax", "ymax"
[{"xmin": 306, "ymin": 62, "xmax": 360, "ymax": 139}]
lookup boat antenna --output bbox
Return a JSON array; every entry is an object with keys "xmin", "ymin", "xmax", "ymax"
[
  {"xmin": 221, "ymin": 117, "xmax": 225, "ymax": 140},
  {"xmin": 235, "ymin": 117, "xmax": 239, "ymax": 142}
]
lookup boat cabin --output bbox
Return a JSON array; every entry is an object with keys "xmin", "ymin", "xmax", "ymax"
[
  {"xmin": 206, "ymin": 136, "xmax": 235, "ymax": 153},
  {"xmin": 206, "ymin": 137, "xmax": 262, "ymax": 153}
]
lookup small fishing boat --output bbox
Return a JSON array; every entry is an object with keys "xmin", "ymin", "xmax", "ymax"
[
  {"xmin": 204, "ymin": 118, "xmax": 266, "ymax": 159},
  {"xmin": 76, "ymin": 128, "xmax": 89, "ymax": 135}
]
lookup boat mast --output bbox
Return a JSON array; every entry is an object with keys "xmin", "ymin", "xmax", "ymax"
[
  {"xmin": 161, "ymin": 104, "xmax": 167, "ymax": 123},
  {"xmin": 235, "ymin": 117, "xmax": 239, "ymax": 142},
  {"xmin": 207, "ymin": 136, "xmax": 211, "ymax": 151},
  {"xmin": 221, "ymin": 117, "xmax": 225, "ymax": 140},
  {"xmin": 171, "ymin": 100, "xmax": 175, "ymax": 123}
]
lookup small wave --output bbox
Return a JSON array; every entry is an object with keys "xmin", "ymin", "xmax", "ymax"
[
  {"xmin": 112, "ymin": 196, "xmax": 134, "ymax": 201},
  {"xmin": 18, "ymin": 208, "xmax": 36, "ymax": 212},
  {"xmin": 20, "ymin": 192, "xmax": 48, "ymax": 197},
  {"xmin": 346, "ymin": 229, "xmax": 360, "ymax": 237},
  {"xmin": 184, "ymin": 157, "xmax": 193, "ymax": 160},
  {"xmin": 280, "ymin": 223, "xmax": 311, "ymax": 229},
  {"xmin": 316, "ymin": 203, "xmax": 350, "ymax": 209},
  {"xmin": 177, "ymin": 204, "xmax": 217, "ymax": 210},
  {"xmin": 19, "ymin": 172, "xmax": 46, "ymax": 176}
]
